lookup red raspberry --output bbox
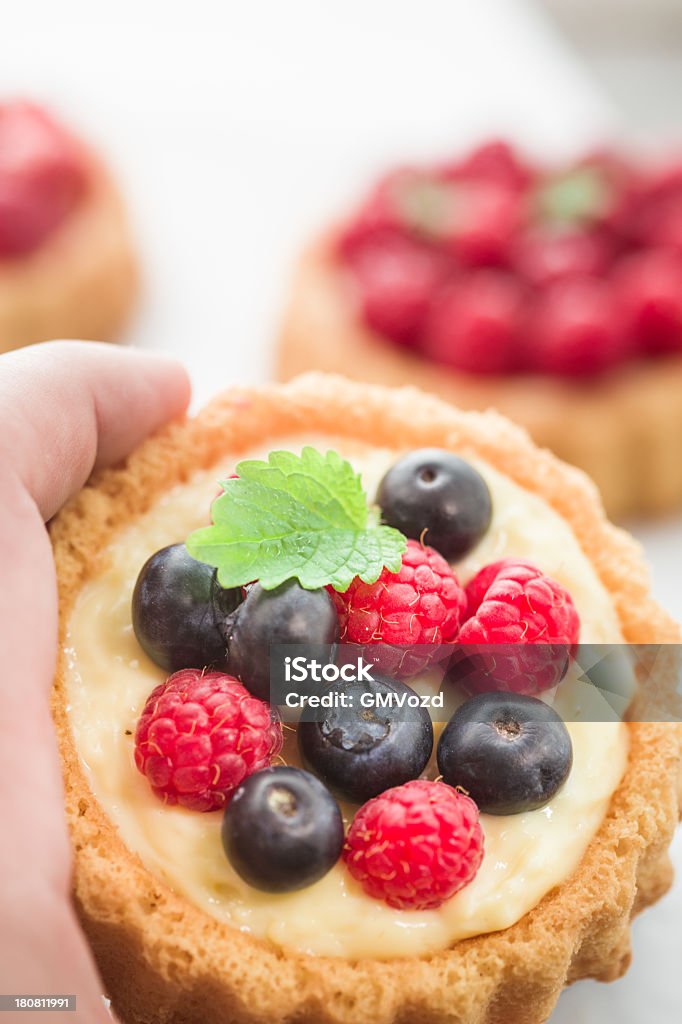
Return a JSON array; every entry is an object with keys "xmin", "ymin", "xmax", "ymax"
[
  {"xmin": 422, "ymin": 270, "xmax": 524, "ymax": 374},
  {"xmin": 511, "ymin": 228, "xmax": 612, "ymax": 287},
  {"xmin": 134, "ymin": 670, "xmax": 283, "ymax": 811},
  {"xmin": 329, "ymin": 539, "xmax": 466, "ymax": 678},
  {"xmin": 613, "ymin": 249, "xmax": 682, "ymax": 355},
  {"xmin": 617, "ymin": 163, "xmax": 682, "ymax": 249},
  {"xmin": 0, "ymin": 101, "xmax": 86, "ymax": 257},
  {"xmin": 441, "ymin": 139, "xmax": 533, "ymax": 193},
  {"xmin": 350, "ymin": 235, "xmax": 448, "ymax": 347},
  {"xmin": 462, "ymin": 557, "xmax": 580, "ymax": 642},
  {"xmin": 389, "ymin": 172, "xmax": 521, "ymax": 268},
  {"xmin": 343, "ymin": 780, "xmax": 484, "ymax": 910},
  {"xmin": 439, "ymin": 180, "xmax": 522, "ymax": 267},
  {"xmin": 523, "ymin": 277, "xmax": 630, "ymax": 376},
  {"xmin": 454, "ymin": 558, "xmax": 580, "ymax": 695},
  {"xmin": 649, "ymin": 200, "xmax": 682, "ymax": 256}
]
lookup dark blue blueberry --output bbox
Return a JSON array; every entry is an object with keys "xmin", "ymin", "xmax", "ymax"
[
  {"xmin": 226, "ymin": 580, "xmax": 339, "ymax": 702},
  {"xmin": 132, "ymin": 543, "xmax": 241, "ymax": 672},
  {"xmin": 298, "ymin": 676, "xmax": 434, "ymax": 804},
  {"xmin": 376, "ymin": 448, "xmax": 492, "ymax": 560},
  {"xmin": 221, "ymin": 767, "xmax": 344, "ymax": 893},
  {"xmin": 437, "ymin": 692, "xmax": 573, "ymax": 815}
]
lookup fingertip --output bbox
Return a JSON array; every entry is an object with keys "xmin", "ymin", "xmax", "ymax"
[
  {"xmin": 133, "ymin": 349, "xmax": 193, "ymax": 420},
  {"xmin": 0, "ymin": 340, "xmax": 194, "ymax": 517},
  {"xmin": 52, "ymin": 338, "xmax": 193, "ymax": 420},
  {"xmin": 87, "ymin": 346, "xmax": 193, "ymax": 471},
  {"xmin": 40, "ymin": 340, "xmax": 193, "ymax": 418}
]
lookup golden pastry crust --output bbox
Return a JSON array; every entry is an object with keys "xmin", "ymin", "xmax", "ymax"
[
  {"xmin": 0, "ymin": 153, "xmax": 137, "ymax": 353},
  {"xmin": 277, "ymin": 236, "xmax": 682, "ymax": 520},
  {"xmin": 51, "ymin": 374, "xmax": 682, "ymax": 1024}
]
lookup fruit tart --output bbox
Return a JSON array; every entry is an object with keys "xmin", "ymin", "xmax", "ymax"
[
  {"xmin": 0, "ymin": 100, "xmax": 137, "ymax": 352},
  {"xmin": 51, "ymin": 374, "xmax": 682, "ymax": 1024},
  {"xmin": 277, "ymin": 140, "xmax": 682, "ymax": 519}
]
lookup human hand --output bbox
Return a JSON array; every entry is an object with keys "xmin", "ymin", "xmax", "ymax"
[{"xmin": 0, "ymin": 341, "xmax": 190, "ymax": 1023}]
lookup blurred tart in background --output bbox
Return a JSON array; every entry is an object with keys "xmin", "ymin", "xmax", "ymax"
[
  {"xmin": 0, "ymin": 100, "xmax": 137, "ymax": 352},
  {"xmin": 278, "ymin": 140, "xmax": 682, "ymax": 519}
]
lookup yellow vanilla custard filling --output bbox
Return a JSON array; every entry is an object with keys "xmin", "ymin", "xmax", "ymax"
[{"xmin": 64, "ymin": 437, "xmax": 630, "ymax": 959}]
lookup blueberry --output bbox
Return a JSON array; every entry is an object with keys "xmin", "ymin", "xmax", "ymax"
[
  {"xmin": 298, "ymin": 677, "xmax": 434, "ymax": 804},
  {"xmin": 221, "ymin": 767, "xmax": 344, "ymax": 893},
  {"xmin": 226, "ymin": 580, "xmax": 339, "ymax": 701},
  {"xmin": 376, "ymin": 448, "xmax": 492, "ymax": 560},
  {"xmin": 132, "ymin": 544, "xmax": 242, "ymax": 672},
  {"xmin": 437, "ymin": 692, "xmax": 572, "ymax": 815}
]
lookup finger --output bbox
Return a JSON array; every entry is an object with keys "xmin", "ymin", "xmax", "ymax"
[
  {"xmin": 2, "ymin": 899, "xmax": 117, "ymax": 1024},
  {"xmin": 0, "ymin": 340, "xmax": 191, "ymax": 520},
  {"xmin": 0, "ymin": 481, "xmax": 114, "ymax": 1023}
]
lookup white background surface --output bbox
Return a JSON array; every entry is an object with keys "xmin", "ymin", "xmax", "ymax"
[{"xmin": 1, "ymin": 2, "xmax": 680, "ymax": 1021}]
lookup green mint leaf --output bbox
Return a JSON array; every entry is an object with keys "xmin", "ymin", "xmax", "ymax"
[
  {"xmin": 236, "ymin": 447, "xmax": 369, "ymax": 529},
  {"xmin": 536, "ymin": 167, "xmax": 608, "ymax": 227},
  {"xmin": 185, "ymin": 448, "xmax": 406, "ymax": 592}
]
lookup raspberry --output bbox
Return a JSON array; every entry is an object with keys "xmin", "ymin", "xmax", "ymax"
[
  {"xmin": 511, "ymin": 228, "xmax": 612, "ymax": 287},
  {"xmin": 0, "ymin": 101, "xmax": 86, "ymax": 257},
  {"xmin": 461, "ymin": 558, "xmax": 580, "ymax": 643},
  {"xmin": 343, "ymin": 780, "xmax": 484, "ymax": 910},
  {"xmin": 342, "ymin": 164, "xmax": 522, "ymax": 270},
  {"xmin": 439, "ymin": 180, "xmax": 522, "ymax": 267},
  {"xmin": 134, "ymin": 670, "xmax": 283, "ymax": 811},
  {"xmin": 454, "ymin": 558, "xmax": 580, "ymax": 695},
  {"xmin": 350, "ymin": 234, "xmax": 448, "ymax": 347},
  {"xmin": 649, "ymin": 200, "xmax": 682, "ymax": 256},
  {"xmin": 523, "ymin": 277, "xmax": 630, "ymax": 376},
  {"xmin": 618, "ymin": 163, "xmax": 682, "ymax": 249},
  {"xmin": 422, "ymin": 270, "xmax": 524, "ymax": 374},
  {"xmin": 441, "ymin": 139, "xmax": 533, "ymax": 193},
  {"xmin": 613, "ymin": 249, "xmax": 682, "ymax": 355},
  {"xmin": 329, "ymin": 539, "xmax": 466, "ymax": 678}
]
